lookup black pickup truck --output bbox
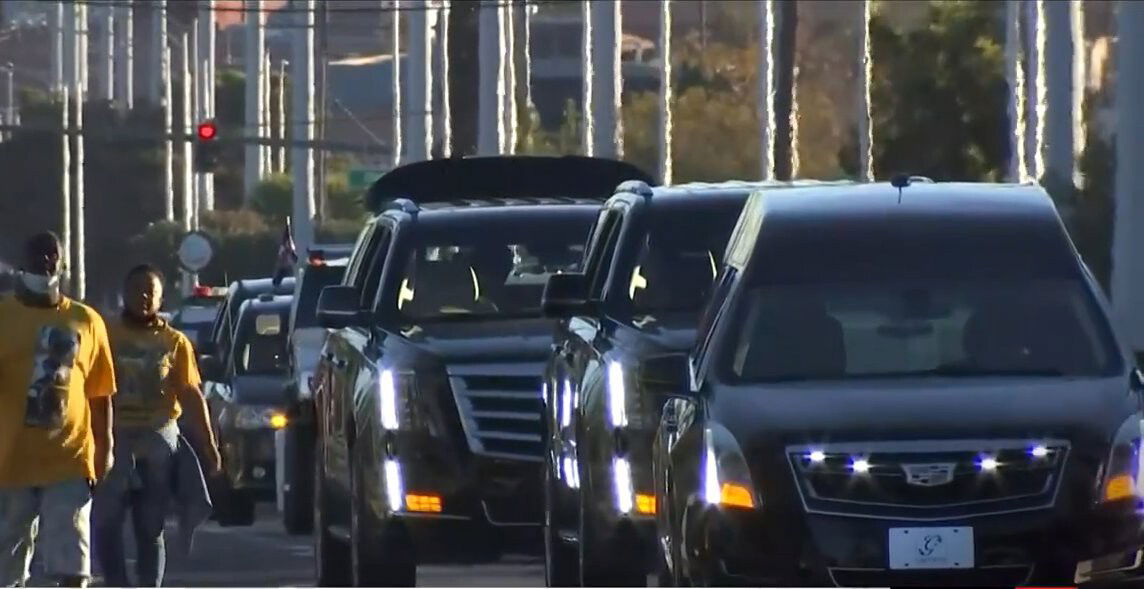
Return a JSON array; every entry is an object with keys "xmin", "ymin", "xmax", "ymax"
[{"xmin": 310, "ymin": 156, "xmax": 654, "ymax": 586}]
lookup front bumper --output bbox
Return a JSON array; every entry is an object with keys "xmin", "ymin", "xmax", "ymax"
[
  {"xmin": 222, "ymin": 429, "xmax": 278, "ymax": 495},
  {"xmin": 689, "ymin": 500, "xmax": 1144, "ymax": 586}
]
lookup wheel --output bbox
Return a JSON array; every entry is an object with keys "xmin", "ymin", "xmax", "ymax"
[
  {"xmin": 350, "ymin": 462, "xmax": 416, "ymax": 587},
  {"xmin": 282, "ymin": 425, "xmax": 315, "ymax": 535},
  {"xmin": 578, "ymin": 493, "xmax": 647, "ymax": 587},
  {"xmin": 544, "ymin": 462, "xmax": 578, "ymax": 587},
  {"xmin": 216, "ymin": 484, "xmax": 256, "ymax": 527},
  {"xmin": 313, "ymin": 449, "xmax": 352, "ymax": 587}
]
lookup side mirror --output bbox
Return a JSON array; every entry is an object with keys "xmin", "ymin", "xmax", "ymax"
[
  {"xmin": 198, "ymin": 340, "xmax": 217, "ymax": 356},
  {"xmin": 638, "ymin": 352, "xmax": 694, "ymax": 396},
  {"xmin": 199, "ymin": 354, "xmax": 224, "ymax": 383},
  {"xmin": 541, "ymin": 273, "xmax": 594, "ymax": 318},
  {"xmin": 317, "ymin": 285, "xmax": 365, "ymax": 329}
]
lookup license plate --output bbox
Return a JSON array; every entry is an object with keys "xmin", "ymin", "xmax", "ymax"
[{"xmin": 888, "ymin": 527, "xmax": 974, "ymax": 570}]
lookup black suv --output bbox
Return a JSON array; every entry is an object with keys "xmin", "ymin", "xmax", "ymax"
[
  {"xmin": 200, "ymin": 276, "xmax": 296, "ymax": 394},
  {"xmin": 540, "ymin": 180, "xmax": 831, "ymax": 585},
  {"xmin": 278, "ymin": 245, "xmax": 352, "ymax": 534},
  {"xmin": 310, "ymin": 156, "xmax": 654, "ymax": 586},
  {"xmin": 201, "ymin": 293, "xmax": 295, "ymax": 526},
  {"xmin": 647, "ymin": 180, "xmax": 1144, "ymax": 586}
]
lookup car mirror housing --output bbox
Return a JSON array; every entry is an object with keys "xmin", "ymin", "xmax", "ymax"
[
  {"xmin": 541, "ymin": 273, "xmax": 594, "ymax": 318},
  {"xmin": 639, "ymin": 352, "xmax": 693, "ymax": 395},
  {"xmin": 198, "ymin": 340, "xmax": 217, "ymax": 356},
  {"xmin": 199, "ymin": 354, "xmax": 223, "ymax": 383},
  {"xmin": 317, "ymin": 285, "xmax": 365, "ymax": 329}
]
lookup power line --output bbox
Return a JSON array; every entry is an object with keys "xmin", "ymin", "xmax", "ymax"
[{"xmin": 71, "ymin": 0, "xmax": 537, "ymax": 15}]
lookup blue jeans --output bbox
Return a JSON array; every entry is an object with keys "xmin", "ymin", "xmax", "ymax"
[{"xmin": 92, "ymin": 424, "xmax": 177, "ymax": 587}]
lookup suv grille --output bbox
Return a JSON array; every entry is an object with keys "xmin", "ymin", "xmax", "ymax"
[
  {"xmin": 449, "ymin": 371, "xmax": 544, "ymax": 461},
  {"xmin": 786, "ymin": 440, "xmax": 1068, "ymax": 520}
]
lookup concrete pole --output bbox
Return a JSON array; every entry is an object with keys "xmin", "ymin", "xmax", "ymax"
[
  {"xmin": 51, "ymin": 1, "xmax": 64, "ymax": 96},
  {"xmin": 244, "ymin": 0, "xmax": 263, "ymax": 202},
  {"xmin": 434, "ymin": 1, "xmax": 451, "ymax": 157},
  {"xmin": 72, "ymin": 0, "xmax": 87, "ymax": 301},
  {"xmin": 477, "ymin": 0, "xmax": 503, "ymax": 155},
  {"xmin": 95, "ymin": 2, "xmax": 114, "ymax": 104},
  {"xmin": 1112, "ymin": 0, "xmax": 1144, "ymax": 353},
  {"xmin": 114, "ymin": 0, "xmax": 134, "ymax": 114},
  {"xmin": 199, "ymin": 0, "xmax": 216, "ymax": 211},
  {"xmin": 160, "ymin": 0, "xmax": 174, "ymax": 222},
  {"xmin": 407, "ymin": 0, "xmax": 431, "ymax": 162},
  {"xmin": 502, "ymin": 2, "xmax": 516, "ymax": 154},
  {"xmin": 757, "ymin": 0, "xmax": 774, "ymax": 182},
  {"xmin": 856, "ymin": 0, "xmax": 872, "ymax": 182},
  {"xmin": 1042, "ymin": 0, "xmax": 1075, "ymax": 193},
  {"xmin": 181, "ymin": 34, "xmax": 194, "ymax": 233},
  {"xmin": 521, "ymin": 0, "xmax": 532, "ymax": 114},
  {"xmin": 149, "ymin": 0, "xmax": 164, "ymax": 105},
  {"xmin": 392, "ymin": 0, "xmax": 404, "ymax": 167},
  {"xmin": 1024, "ymin": 0, "xmax": 1045, "ymax": 181},
  {"xmin": 277, "ymin": 59, "xmax": 288, "ymax": 172},
  {"xmin": 59, "ymin": 2, "xmax": 71, "ymax": 289},
  {"xmin": 292, "ymin": 0, "xmax": 316, "ymax": 256},
  {"xmin": 1071, "ymin": 0, "xmax": 1086, "ymax": 187},
  {"xmin": 582, "ymin": 0, "xmax": 622, "ymax": 159},
  {"xmin": 1005, "ymin": 0, "xmax": 1026, "ymax": 182},
  {"xmin": 659, "ymin": 0, "xmax": 673, "ymax": 185},
  {"xmin": 262, "ymin": 51, "xmax": 272, "ymax": 176}
]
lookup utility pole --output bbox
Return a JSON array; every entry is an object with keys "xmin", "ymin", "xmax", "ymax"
[
  {"xmin": 448, "ymin": 1, "xmax": 479, "ymax": 157},
  {"xmin": 502, "ymin": 2, "xmax": 516, "ymax": 154},
  {"xmin": 519, "ymin": 0, "xmax": 531, "ymax": 120},
  {"xmin": 148, "ymin": 0, "xmax": 164, "ymax": 105},
  {"xmin": 1042, "ymin": 0, "xmax": 1075, "ymax": 198},
  {"xmin": 407, "ymin": 0, "xmax": 431, "ymax": 162},
  {"xmin": 1024, "ymin": 0, "xmax": 1044, "ymax": 181},
  {"xmin": 392, "ymin": 0, "xmax": 404, "ymax": 167},
  {"xmin": 315, "ymin": 0, "xmax": 328, "ymax": 218},
  {"xmin": 51, "ymin": 0, "xmax": 64, "ymax": 96},
  {"xmin": 181, "ymin": 33, "xmax": 194, "ymax": 233},
  {"xmin": 1, "ymin": 65, "xmax": 13, "ymax": 142},
  {"xmin": 244, "ymin": 0, "xmax": 263, "ymax": 202},
  {"xmin": 582, "ymin": 0, "xmax": 622, "ymax": 159},
  {"xmin": 292, "ymin": 0, "xmax": 316, "ymax": 255},
  {"xmin": 263, "ymin": 51, "xmax": 272, "ymax": 176},
  {"xmin": 277, "ymin": 59, "xmax": 288, "ymax": 172},
  {"xmin": 1071, "ymin": 0, "xmax": 1086, "ymax": 188},
  {"xmin": 433, "ymin": 1, "xmax": 451, "ymax": 158},
  {"xmin": 160, "ymin": 0, "xmax": 173, "ymax": 222},
  {"xmin": 72, "ymin": 0, "xmax": 87, "ymax": 301},
  {"xmin": 1112, "ymin": 0, "xmax": 1144, "ymax": 356},
  {"xmin": 856, "ymin": 0, "xmax": 872, "ymax": 182},
  {"xmin": 758, "ymin": 0, "xmax": 773, "ymax": 182},
  {"xmin": 477, "ymin": 0, "xmax": 504, "ymax": 155},
  {"xmin": 114, "ymin": 0, "xmax": 134, "ymax": 115},
  {"xmin": 95, "ymin": 1, "xmax": 114, "ymax": 104},
  {"xmin": 1005, "ymin": 0, "xmax": 1025, "ymax": 183},
  {"xmin": 660, "ymin": 0, "xmax": 674, "ymax": 185},
  {"xmin": 773, "ymin": 0, "xmax": 797, "ymax": 181},
  {"xmin": 198, "ymin": 0, "xmax": 216, "ymax": 211},
  {"xmin": 59, "ymin": 1, "xmax": 71, "ymax": 290}
]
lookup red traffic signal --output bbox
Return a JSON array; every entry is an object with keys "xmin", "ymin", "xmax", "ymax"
[{"xmin": 196, "ymin": 121, "xmax": 217, "ymax": 141}]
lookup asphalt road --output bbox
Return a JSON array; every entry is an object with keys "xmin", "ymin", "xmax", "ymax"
[{"xmin": 90, "ymin": 504, "xmax": 547, "ymax": 587}]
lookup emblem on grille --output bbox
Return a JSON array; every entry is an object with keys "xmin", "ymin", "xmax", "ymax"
[{"xmin": 902, "ymin": 463, "xmax": 956, "ymax": 486}]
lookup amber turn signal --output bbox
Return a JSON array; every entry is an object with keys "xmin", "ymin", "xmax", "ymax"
[{"xmin": 720, "ymin": 483, "xmax": 755, "ymax": 509}]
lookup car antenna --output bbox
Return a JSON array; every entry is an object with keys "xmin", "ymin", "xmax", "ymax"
[{"xmin": 890, "ymin": 174, "xmax": 911, "ymax": 204}]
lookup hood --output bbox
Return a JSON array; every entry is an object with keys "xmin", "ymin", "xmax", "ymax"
[
  {"xmin": 611, "ymin": 312, "xmax": 700, "ymax": 357},
  {"xmin": 712, "ymin": 376, "xmax": 1137, "ymax": 455},
  {"xmin": 231, "ymin": 374, "xmax": 293, "ymax": 406},
  {"xmin": 396, "ymin": 317, "xmax": 558, "ymax": 363}
]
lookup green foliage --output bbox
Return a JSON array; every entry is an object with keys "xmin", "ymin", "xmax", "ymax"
[{"xmin": 250, "ymin": 173, "xmax": 293, "ymax": 221}]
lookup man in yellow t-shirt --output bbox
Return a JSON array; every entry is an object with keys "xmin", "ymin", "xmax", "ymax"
[
  {"xmin": 0, "ymin": 232, "xmax": 116, "ymax": 588},
  {"xmin": 92, "ymin": 264, "xmax": 221, "ymax": 587}
]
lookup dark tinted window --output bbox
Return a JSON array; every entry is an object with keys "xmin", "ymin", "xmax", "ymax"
[
  {"xmin": 393, "ymin": 214, "xmax": 593, "ymax": 322},
  {"xmin": 292, "ymin": 265, "xmax": 346, "ymax": 329},
  {"xmin": 721, "ymin": 221, "xmax": 1122, "ymax": 381},
  {"xmin": 237, "ymin": 310, "xmax": 289, "ymax": 374},
  {"xmin": 620, "ymin": 202, "xmax": 743, "ymax": 319}
]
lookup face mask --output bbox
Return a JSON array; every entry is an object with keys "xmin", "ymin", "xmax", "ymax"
[{"xmin": 20, "ymin": 272, "xmax": 61, "ymax": 298}]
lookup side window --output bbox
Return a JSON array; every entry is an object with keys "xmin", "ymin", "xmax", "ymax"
[
  {"xmin": 359, "ymin": 227, "xmax": 393, "ymax": 309},
  {"xmin": 582, "ymin": 207, "xmax": 625, "ymax": 298},
  {"xmin": 342, "ymin": 222, "xmax": 378, "ymax": 287},
  {"xmin": 694, "ymin": 268, "xmax": 739, "ymax": 376},
  {"xmin": 724, "ymin": 191, "xmax": 764, "ymax": 270}
]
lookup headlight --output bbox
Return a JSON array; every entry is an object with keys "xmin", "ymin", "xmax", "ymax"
[
  {"xmin": 377, "ymin": 368, "xmax": 420, "ymax": 431},
  {"xmin": 1100, "ymin": 415, "xmax": 1144, "ymax": 503},
  {"xmin": 605, "ymin": 361, "xmax": 653, "ymax": 430},
  {"xmin": 234, "ymin": 406, "xmax": 288, "ymax": 430},
  {"xmin": 702, "ymin": 424, "xmax": 760, "ymax": 510}
]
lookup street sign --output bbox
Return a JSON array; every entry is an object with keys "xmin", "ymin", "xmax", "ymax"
[
  {"xmin": 348, "ymin": 168, "xmax": 387, "ymax": 190},
  {"xmin": 178, "ymin": 231, "xmax": 214, "ymax": 272}
]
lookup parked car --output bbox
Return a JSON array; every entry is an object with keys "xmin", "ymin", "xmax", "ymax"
[
  {"xmin": 170, "ymin": 285, "xmax": 228, "ymax": 351},
  {"xmin": 312, "ymin": 155, "xmax": 654, "ymax": 586},
  {"xmin": 201, "ymin": 293, "xmax": 295, "ymax": 526},
  {"xmin": 649, "ymin": 178, "xmax": 1144, "ymax": 586}
]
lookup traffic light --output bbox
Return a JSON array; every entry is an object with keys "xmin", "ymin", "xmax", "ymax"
[{"xmin": 194, "ymin": 120, "xmax": 221, "ymax": 173}]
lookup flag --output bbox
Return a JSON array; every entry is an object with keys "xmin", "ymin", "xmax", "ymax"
[{"xmin": 272, "ymin": 218, "xmax": 298, "ymax": 286}]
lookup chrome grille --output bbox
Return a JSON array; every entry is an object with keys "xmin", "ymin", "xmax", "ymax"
[
  {"xmin": 449, "ymin": 369, "xmax": 544, "ymax": 461},
  {"xmin": 785, "ymin": 439, "xmax": 1069, "ymax": 520}
]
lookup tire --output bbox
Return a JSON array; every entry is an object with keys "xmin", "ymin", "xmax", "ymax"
[
  {"xmin": 282, "ymin": 426, "xmax": 315, "ymax": 535},
  {"xmin": 313, "ymin": 449, "xmax": 352, "ymax": 587},
  {"xmin": 544, "ymin": 463, "xmax": 578, "ymax": 587},
  {"xmin": 217, "ymin": 485, "xmax": 256, "ymax": 527},
  {"xmin": 350, "ymin": 462, "xmax": 416, "ymax": 587},
  {"xmin": 578, "ymin": 494, "xmax": 647, "ymax": 587}
]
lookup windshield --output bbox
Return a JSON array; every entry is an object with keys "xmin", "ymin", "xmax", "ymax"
[
  {"xmin": 292, "ymin": 265, "xmax": 346, "ymax": 330},
  {"xmin": 723, "ymin": 224, "xmax": 1122, "ymax": 381},
  {"xmin": 621, "ymin": 202, "xmax": 743, "ymax": 319},
  {"xmin": 238, "ymin": 333, "xmax": 290, "ymax": 375},
  {"xmin": 395, "ymin": 215, "xmax": 592, "ymax": 322},
  {"xmin": 174, "ymin": 305, "xmax": 218, "ymax": 326}
]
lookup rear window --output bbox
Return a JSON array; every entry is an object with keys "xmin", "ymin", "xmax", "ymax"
[
  {"xmin": 721, "ymin": 221, "xmax": 1122, "ymax": 381},
  {"xmin": 292, "ymin": 265, "xmax": 346, "ymax": 329}
]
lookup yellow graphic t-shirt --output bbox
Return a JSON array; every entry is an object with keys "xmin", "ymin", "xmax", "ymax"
[
  {"xmin": 0, "ymin": 295, "xmax": 116, "ymax": 487},
  {"xmin": 107, "ymin": 317, "xmax": 201, "ymax": 429}
]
